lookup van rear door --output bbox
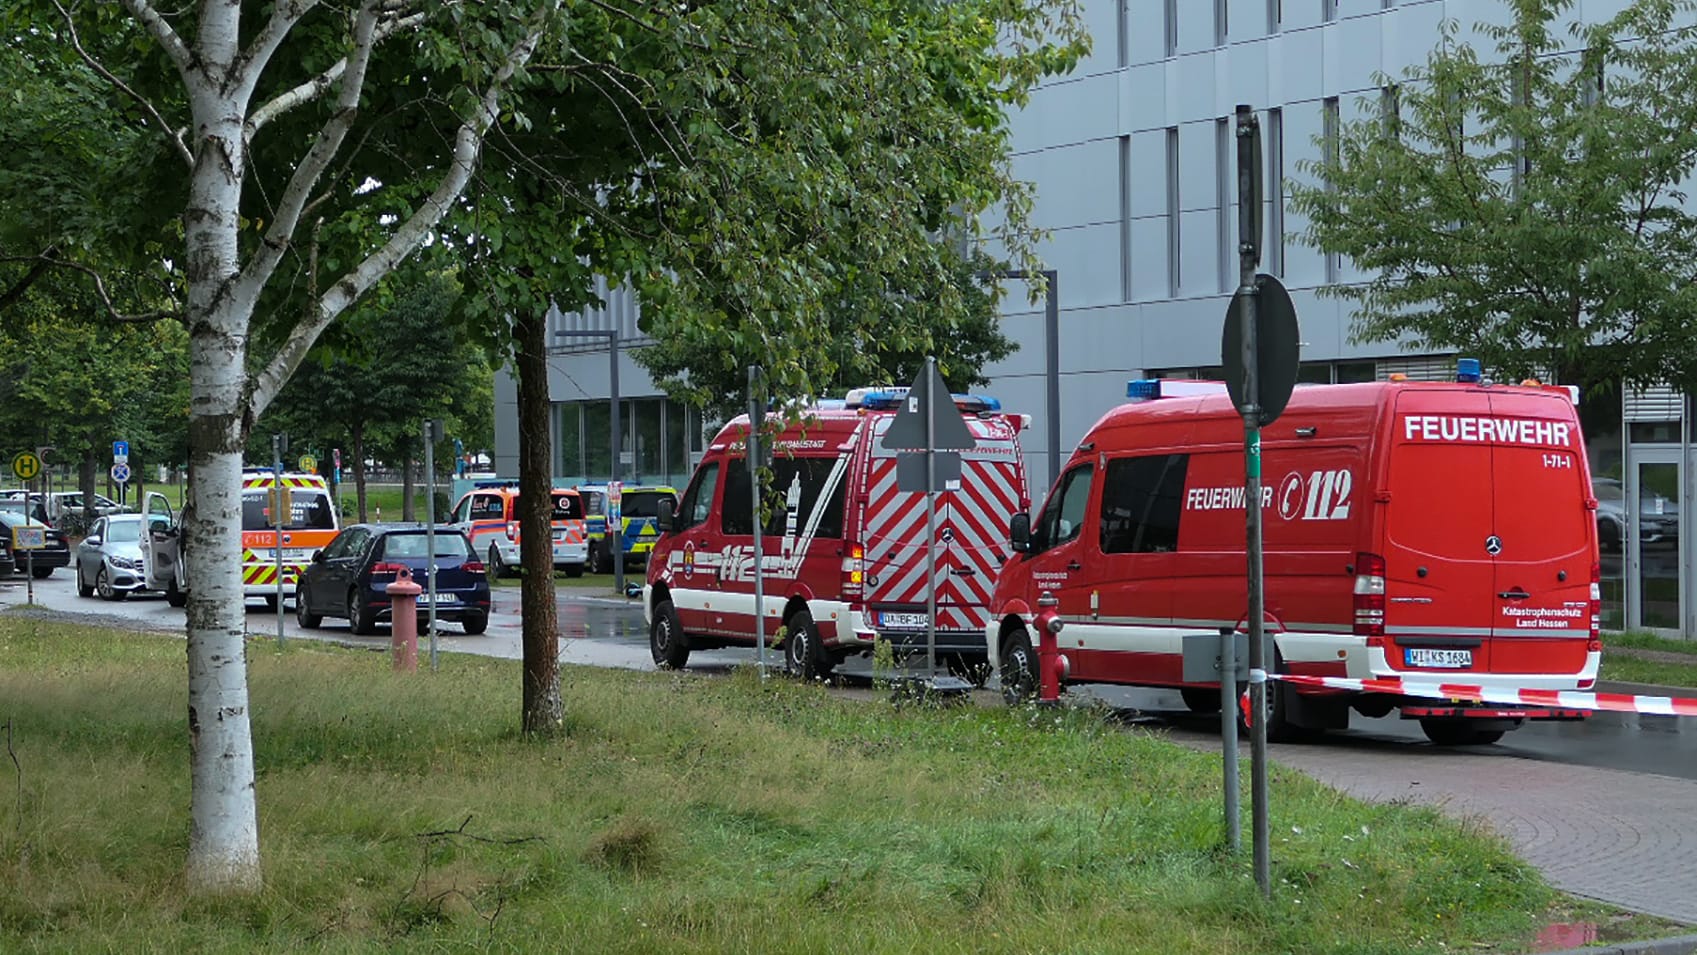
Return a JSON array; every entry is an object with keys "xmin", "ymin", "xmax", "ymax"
[
  {"xmin": 1385, "ymin": 390, "xmax": 1594, "ymax": 677},
  {"xmin": 937, "ymin": 420, "xmax": 1025, "ymax": 634},
  {"xmin": 1384, "ymin": 392, "xmax": 1500, "ymax": 673},
  {"xmin": 1484, "ymin": 391, "xmax": 1593, "ymax": 676}
]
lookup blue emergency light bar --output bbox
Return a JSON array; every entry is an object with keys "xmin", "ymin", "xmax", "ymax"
[
  {"xmin": 1126, "ymin": 379, "xmax": 1161, "ymax": 400},
  {"xmin": 849, "ymin": 389, "xmax": 1001, "ymax": 413},
  {"xmin": 1456, "ymin": 358, "xmax": 1482, "ymax": 383}
]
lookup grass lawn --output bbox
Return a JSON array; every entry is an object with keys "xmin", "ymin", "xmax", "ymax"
[
  {"xmin": 0, "ymin": 618, "xmax": 1674, "ymax": 953},
  {"xmin": 1600, "ymin": 631, "xmax": 1697, "ymax": 689}
]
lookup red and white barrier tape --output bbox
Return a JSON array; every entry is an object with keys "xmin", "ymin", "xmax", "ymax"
[{"xmin": 1261, "ymin": 672, "xmax": 1697, "ymax": 718}]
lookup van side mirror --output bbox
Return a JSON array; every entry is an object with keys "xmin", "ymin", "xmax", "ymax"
[
  {"xmin": 1008, "ymin": 512, "xmax": 1031, "ymax": 554},
  {"xmin": 656, "ymin": 500, "xmax": 675, "ymax": 533}
]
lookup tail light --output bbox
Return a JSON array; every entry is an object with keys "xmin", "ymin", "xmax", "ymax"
[
  {"xmin": 506, "ymin": 521, "xmax": 519, "ymax": 541},
  {"xmin": 463, "ymin": 560, "xmax": 486, "ymax": 575},
  {"xmin": 841, "ymin": 543, "xmax": 865, "ymax": 598},
  {"xmin": 371, "ymin": 562, "xmax": 406, "ymax": 575},
  {"xmin": 1588, "ymin": 561, "xmax": 1602, "ymax": 651},
  {"xmin": 1353, "ymin": 551, "xmax": 1386, "ymax": 644}
]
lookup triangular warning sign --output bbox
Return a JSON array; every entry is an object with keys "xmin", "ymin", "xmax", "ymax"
[{"xmin": 879, "ymin": 360, "xmax": 977, "ymax": 451}]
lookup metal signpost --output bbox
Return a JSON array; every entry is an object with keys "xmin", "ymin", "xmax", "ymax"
[
  {"xmin": 748, "ymin": 365, "xmax": 768, "ymax": 676},
  {"xmin": 15, "ymin": 525, "xmax": 43, "ymax": 604},
  {"xmin": 424, "ymin": 418, "xmax": 444, "ymax": 671},
  {"xmin": 1222, "ymin": 105, "xmax": 1301, "ymax": 897},
  {"xmin": 881, "ymin": 357, "xmax": 977, "ymax": 692},
  {"xmin": 272, "ymin": 433, "xmax": 289, "ymax": 649},
  {"xmin": 609, "ymin": 479, "xmax": 624, "ymax": 597}
]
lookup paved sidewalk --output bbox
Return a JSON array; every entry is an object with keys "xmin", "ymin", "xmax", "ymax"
[{"xmin": 1264, "ymin": 741, "xmax": 1697, "ymax": 924}]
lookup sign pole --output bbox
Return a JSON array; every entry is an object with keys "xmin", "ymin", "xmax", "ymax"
[
  {"xmin": 425, "ymin": 419, "xmax": 442, "ymax": 671},
  {"xmin": 749, "ymin": 366, "xmax": 766, "ymax": 677},
  {"xmin": 273, "ymin": 433, "xmax": 287, "ymax": 649},
  {"xmin": 1235, "ymin": 104, "xmax": 1272, "ymax": 898},
  {"xmin": 924, "ymin": 356, "xmax": 939, "ymax": 684}
]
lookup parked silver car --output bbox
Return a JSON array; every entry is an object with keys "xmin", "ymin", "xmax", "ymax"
[{"xmin": 75, "ymin": 514, "xmax": 161, "ymax": 600}]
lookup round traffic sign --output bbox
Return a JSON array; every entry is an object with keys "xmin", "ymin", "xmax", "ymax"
[
  {"xmin": 11, "ymin": 451, "xmax": 40, "ymax": 481},
  {"xmin": 298, "ymin": 454, "xmax": 317, "ymax": 473},
  {"xmin": 110, "ymin": 462, "xmax": 131, "ymax": 485}
]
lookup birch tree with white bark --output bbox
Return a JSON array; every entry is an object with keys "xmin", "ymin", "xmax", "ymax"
[{"xmin": 2, "ymin": 0, "xmax": 559, "ymax": 893}]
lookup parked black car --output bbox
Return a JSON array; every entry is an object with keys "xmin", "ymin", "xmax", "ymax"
[
  {"xmin": 294, "ymin": 524, "xmax": 490, "ymax": 635},
  {"xmin": 0, "ymin": 510, "xmax": 71, "ymax": 578}
]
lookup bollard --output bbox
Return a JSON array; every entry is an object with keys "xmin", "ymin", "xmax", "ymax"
[
  {"xmin": 1034, "ymin": 591, "xmax": 1065, "ymax": 703},
  {"xmin": 387, "ymin": 566, "xmax": 422, "ymax": 672}
]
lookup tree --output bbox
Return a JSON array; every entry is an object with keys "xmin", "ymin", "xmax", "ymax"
[
  {"xmin": 452, "ymin": 0, "xmax": 1085, "ymax": 734},
  {"xmin": 1, "ymin": 0, "xmax": 561, "ymax": 893},
  {"xmin": 1290, "ymin": 0, "xmax": 1697, "ymax": 394},
  {"xmin": 260, "ymin": 268, "xmax": 491, "ymax": 521}
]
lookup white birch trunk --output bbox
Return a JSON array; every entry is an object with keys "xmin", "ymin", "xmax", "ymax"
[
  {"xmin": 111, "ymin": 0, "xmax": 558, "ymax": 894},
  {"xmin": 181, "ymin": 4, "xmax": 263, "ymax": 891}
]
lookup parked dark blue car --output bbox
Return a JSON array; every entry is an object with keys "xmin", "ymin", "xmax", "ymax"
[{"xmin": 295, "ymin": 524, "xmax": 490, "ymax": 635}]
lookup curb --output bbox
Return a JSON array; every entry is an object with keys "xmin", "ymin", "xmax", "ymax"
[{"xmin": 1542, "ymin": 934, "xmax": 1697, "ymax": 955}]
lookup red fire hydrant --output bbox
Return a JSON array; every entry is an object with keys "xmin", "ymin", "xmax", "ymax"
[
  {"xmin": 387, "ymin": 566, "xmax": 422, "ymax": 673},
  {"xmin": 1034, "ymin": 591, "xmax": 1065, "ymax": 703}
]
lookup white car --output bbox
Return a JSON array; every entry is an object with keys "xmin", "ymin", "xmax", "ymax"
[{"xmin": 75, "ymin": 514, "xmax": 159, "ymax": 600}]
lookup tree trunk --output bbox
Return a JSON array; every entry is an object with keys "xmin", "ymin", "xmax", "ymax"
[
  {"xmin": 181, "ymin": 57, "xmax": 262, "ymax": 894},
  {"xmin": 401, "ymin": 452, "xmax": 416, "ymax": 521},
  {"xmin": 352, "ymin": 424, "xmax": 368, "ymax": 522},
  {"xmin": 516, "ymin": 307, "xmax": 563, "ymax": 735},
  {"xmin": 78, "ymin": 451, "xmax": 96, "ymax": 529}
]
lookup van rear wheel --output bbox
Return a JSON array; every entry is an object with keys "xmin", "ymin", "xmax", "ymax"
[{"xmin": 1420, "ymin": 720, "xmax": 1504, "ymax": 746}]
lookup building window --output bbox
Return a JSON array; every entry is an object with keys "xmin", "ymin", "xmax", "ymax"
[
  {"xmin": 665, "ymin": 402, "xmax": 687, "ymax": 480},
  {"xmin": 1268, "ymin": 0, "xmax": 1281, "ymax": 34},
  {"xmin": 582, "ymin": 401, "xmax": 611, "ymax": 478},
  {"xmin": 1217, "ymin": 117, "xmax": 1233, "ymax": 293},
  {"xmin": 629, "ymin": 398, "xmax": 663, "ymax": 481},
  {"xmin": 1166, "ymin": 127, "xmax": 1181, "ymax": 297},
  {"xmin": 1120, "ymin": 134, "xmax": 1133, "ymax": 301},
  {"xmin": 556, "ymin": 403, "xmax": 583, "ymax": 477},
  {"xmin": 1323, "ymin": 0, "xmax": 1336, "ymax": 22},
  {"xmin": 1380, "ymin": 84, "xmax": 1400, "ymax": 139},
  {"xmin": 1215, "ymin": 0, "xmax": 1228, "ymax": 46},
  {"xmin": 1268, "ymin": 107, "xmax": 1284, "ymax": 277},
  {"xmin": 1322, "ymin": 97, "xmax": 1340, "ymax": 284},
  {"xmin": 1164, "ymin": 0, "xmax": 1178, "ymax": 57},
  {"xmin": 1581, "ymin": 56, "xmax": 1604, "ymax": 106},
  {"xmin": 1118, "ymin": 0, "xmax": 1130, "ymax": 67}
]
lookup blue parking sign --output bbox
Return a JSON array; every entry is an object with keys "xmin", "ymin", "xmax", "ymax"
[{"xmin": 113, "ymin": 440, "xmax": 129, "ymax": 463}]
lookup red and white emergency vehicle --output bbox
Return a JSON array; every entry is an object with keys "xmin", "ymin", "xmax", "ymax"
[
  {"xmin": 645, "ymin": 388, "xmax": 1030, "ymax": 679},
  {"xmin": 988, "ymin": 364, "xmax": 1601, "ymax": 745}
]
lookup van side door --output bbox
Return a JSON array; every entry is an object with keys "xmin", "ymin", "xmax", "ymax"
[{"xmin": 1092, "ymin": 453, "xmax": 1188, "ymax": 682}]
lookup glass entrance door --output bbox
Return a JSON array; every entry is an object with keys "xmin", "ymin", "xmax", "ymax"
[{"xmin": 1626, "ymin": 449, "xmax": 1683, "ymax": 632}]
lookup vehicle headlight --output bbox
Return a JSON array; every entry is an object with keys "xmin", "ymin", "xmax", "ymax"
[{"xmin": 110, "ymin": 555, "xmax": 143, "ymax": 571}]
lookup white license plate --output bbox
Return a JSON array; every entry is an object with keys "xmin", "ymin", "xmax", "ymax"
[
  {"xmin": 422, "ymin": 594, "xmax": 459, "ymax": 605},
  {"xmin": 878, "ymin": 612, "xmax": 929, "ymax": 630},
  {"xmin": 1405, "ymin": 648, "xmax": 1472, "ymax": 668}
]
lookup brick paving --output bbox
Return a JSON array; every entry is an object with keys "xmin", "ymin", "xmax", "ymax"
[{"xmin": 1261, "ymin": 741, "xmax": 1697, "ymax": 924}]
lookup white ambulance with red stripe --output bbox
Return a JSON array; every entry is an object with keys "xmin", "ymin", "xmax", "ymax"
[
  {"xmin": 645, "ymin": 389, "xmax": 1030, "ymax": 679},
  {"xmin": 988, "ymin": 362, "xmax": 1601, "ymax": 745}
]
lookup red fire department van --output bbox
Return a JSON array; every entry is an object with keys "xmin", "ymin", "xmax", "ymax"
[
  {"xmin": 988, "ymin": 365, "xmax": 1600, "ymax": 745},
  {"xmin": 645, "ymin": 388, "xmax": 1030, "ymax": 679}
]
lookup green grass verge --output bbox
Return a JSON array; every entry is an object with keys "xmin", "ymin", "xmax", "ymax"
[
  {"xmin": 1600, "ymin": 631, "xmax": 1697, "ymax": 688},
  {"xmin": 0, "ymin": 619, "xmax": 1668, "ymax": 953}
]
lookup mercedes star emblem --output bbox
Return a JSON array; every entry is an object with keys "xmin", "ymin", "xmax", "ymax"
[{"xmin": 1484, "ymin": 535, "xmax": 1503, "ymax": 556}]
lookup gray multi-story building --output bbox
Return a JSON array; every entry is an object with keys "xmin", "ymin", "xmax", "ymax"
[{"xmin": 499, "ymin": 0, "xmax": 1693, "ymax": 635}]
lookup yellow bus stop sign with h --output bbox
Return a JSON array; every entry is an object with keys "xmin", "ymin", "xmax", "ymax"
[{"xmin": 12, "ymin": 451, "xmax": 40, "ymax": 481}]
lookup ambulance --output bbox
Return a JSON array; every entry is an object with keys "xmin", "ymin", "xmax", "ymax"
[
  {"xmin": 988, "ymin": 363, "xmax": 1600, "ymax": 745},
  {"xmin": 446, "ymin": 482, "xmax": 589, "ymax": 578},
  {"xmin": 645, "ymin": 388, "xmax": 1030, "ymax": 679},
  {"xmin": 144, "ymin": 468, "xmax": 340, "ymax": 607}
]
